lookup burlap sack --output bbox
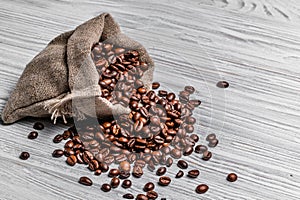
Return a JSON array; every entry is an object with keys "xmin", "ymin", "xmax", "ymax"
[{"xmin": 2, "ymin": 13, "xmax": 154, "ymax": 124}]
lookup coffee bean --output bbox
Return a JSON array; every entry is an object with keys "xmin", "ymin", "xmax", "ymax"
[
  {"xmin": 52, "ymin": 149, "xmax": 64, "ymax": 158},
  {"xmin": 217, "ymin": 81, "xmax": 229, "ymax": 88},
  {"xmin": 79, "ymin": 177, "xmax": 93, "ymax": 186},
  {"xmin": 94, "ymin": 169, "xmax": 102, "ymax": 176},
  {"xmin": 119, "ymin": 171, "xmax": 131, "ymax": 179},
  {"xmin": 123, "ymin": 193, "xmax": 134, "ymax": 199},
  {"xmin": 183, "ymin": 146, "xmax": 193, "ymax": 156},
  {"xmin": 227, "ymin": 173, "xmax": 238, "ymax": 182},
  {"xmin": 119, "ymin": 160, "xmax": 131, "ymax": 172},
  {"xmin": 208, "ymin": 139, "xmax": 219, "ymax": 147},
  {"xmin": 170, "ymin": 149, "xmax": 182, "ymax": 159},
  {"xmin": 152, "ymin": 82, "xmax": 160, "ymax": 89},
  {"xmin": 158, "ymin": 176, "xmax": 171, "ymax": 186},
  {"xmin": 136, "ymin": 194, "xmax": 148, "ymax": 200},
  {"xmin": 109, "ymin": 169, "xmax": 121, "ymax": 177},
  {"xmin": 132, "ymin": 165, "xmax": 143, "ymax": 178},
  {"xmin": 111, "ymin": 177, "xmax": 120, "ymax": 188},
  {"xmin": 166, "ymin": 93, "xmax": 175, "ymax": 101},
  {"xmin": 19, "ymin": 152, "xmax": 30, "ymax": 160},
  {"xmin": 147, "ymin": 190, "xmax": 158, "ymax": 200},
  {"xmin": 166, "ymin": 157, "xmax": 173, "ymax": 167},
  {"xmin": 158, "ymin": 90, "xmax": 167, "ymax": 97},
  {"xmin": 177, "ymin": 160, "xmax": 188, "ymax": 169},
  {"xmin": 190, "ymin": 134, "xmax": 199, "ymax": 142},
  {"xmin": 196, "ymin": 184, "xmax": 209, "ymax": 194},
  {"xmin": 175, "ymin": 170, "xmax": 184, "ymax": 178},
  {"xmin": 188, "ymin": 170, "xmax": 200, "ymax": 178},
  {"xmin": 143, "ymin": 182, "xmax": 155, "ymax": 192},
  {"xmin": 202, "ymin": 151, "xmax": 212, "ymax": 161},
  {"xmin": 101, "ymin": 183, "xmax": 111, "ymax": 192},
  {"xmin": 156, "ymin": 167, "xmax": 167, "ymax": 176},
  {"xmin": 66, "ymin": 155, "xmax": 77, "ymax": 166},
  {"xmin": 184, "ymin": 86, "xmax": 195, "ymax": 94},
  {"xmin": 62, "ymin": 130, "xmax": 72, "ymax": 140},
  {"xmin": 195, "ymin": 145, "xmax": 207, "ymax": 154},
  {"xmin": 185, "ymin": 125, "xmax": 194, "ymax": 133},
  {"xmin": 64, "ymin": 140, "xmax": 74, "ymax": 148},
  {"xmin": 53, "ymin": 134, "xmax": 63, "ymax": 143},
  {"xmin": 28, "ymin": 131, "xmax": 38, "ymax": 139},
  {"xmin": 33, "ymin": 122, "xmax": 44, "ymax": 130},
  {"xmin": 122, "ymin": 179, "xmax": 132, "ymax": 189},
  {"xmin": 189, "ymin": 100, "xmax": 201, "ymax": 107},
  {"xmin": 206, "ymin": 133, "xmax": 216, "ymax": 141}
]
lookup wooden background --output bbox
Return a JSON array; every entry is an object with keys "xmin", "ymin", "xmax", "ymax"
[{"xmin": 0, "ymin": 0, "xmax": 300, "ymax": 199}]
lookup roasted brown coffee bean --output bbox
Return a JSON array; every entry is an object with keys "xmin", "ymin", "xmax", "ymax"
[
  {"xmin": 217, "ymin": 81, "xmax": 229, "ymax": 88},
  {"xmin": 144, "ymin": 182, "xmax": 155, "ymax": 192},
  {"xmin": 166, "ymin": 93, "xmax": 175, "ymax": 101},
  {"xmin": 64, "ymin": 148, "xmax": 74, "ymax": 157},
  {"xmin": 196, "ymin": 184, "xmax": 209, "ymax": 194},
  {"xmin": 104, "ymin": 155, "xmax": 115, "ymax": 165},
  {"xmin": 64, "ymin": 140, "xmax": 74, "ymax": 148},
  {"xmin": 206, "ymin": 133, "xmax": 216, "ymax": 141},
  {"xmin": 94, "ymin": 169, "xmax": 102, "ymax": 176},
  {"xmin": 188, "ymin": 169, "xmax": 200, "ymax": 178},
  {"xmin": 33, "ymin": 122, "xmax": 44, "ymax": 130},
  {"xmin": 208, "ymin": 139, "xmax": 219, "ymax": 147},
  {"xmin": 195, "ymin": 145, "xmax": 207, "ymax": 154},
  {"xmin": 158, "ymin": 90, "xmax": 167, "ymax": 97},
  {"xmin": 111, "ymin": 177, "xmax": 120, "ymax": 188},
  {"xmin": 147, "ymin": 190, "xmax": 158, "ymax": 200},
  {"xmin": 88, "ymin": 160, "xmax": 99, "ymax": 171},
  {"xmin": 119, "ymin": 171, "xmax": 131, "ymax": 179},
  {"xmin": 66, "ymin": 155, "xmax": 77, "ymax": 166},
  {"xmin": 101, "ymin": 183, "xmax": 112, "ymax": 192},
  {"xmin": 99, "ymin": 162, "xmax": 109, "ymax": 172},
  {"xmin": 177, "ymin": 160, "xmax": 188, "ymax": 169},
  {"xmin": 114, "ymin": 47, "xmax": 125, "ymax": 54},
  {"xmin": 62, "ymin": 130, "xmax": 72, "ymax": 140},
  {"xmin": 109, "ymin": 169, "xmax": 121, "ymax": 177},
  {"xmin": 52, "ymin": 149, "xmax": 64, "ymax": 158},
  {"xmin": 227, "ymin": 173, "xmax": 238, "ymax": 182},
  {"xmin": 122, "ymin": 179, "xmax": 132, "ymax": 189},
  {"xmin": 136, "ymin": 194, "xmax": 148, "ymax": 200},
  {"xmin": 202, "ymin": 151, "xmax": 212, "ymax": 161},
  {"xmin": 147, "ymin": 162, "xmax": 155, "ymax": 172},
  {"xmin": 189, "ymin": 99, "xmax": 201, "ymax": 107},
  {"xmin": 175, "ymin": 170, "xmax": 184, "ymax": 178},
  {"xmin": 152, "ymin": 82, "xmax": 160, "ymax": 89},
  {"xmin": 156, "ymin": 167, "xmax": 167, "ymax": 176},
  {"xmin": 158, "ymin": 176, "xmax": 171, "ymax": 186},
  {"xmin": 190, "ymin": 134, "xmax": 199, "ymax": 142},
  {"xmin": 53, "ymin": 134, "xmax": 63, "ymax": 143},
  {"xmin": 19, "ymin": 152, "xmax": 30, "ymax": 160},
  {"xmin": 79, "ymin": 177, "xmax": 93, "ymax": 186},
  {"xmin": 28, "ymin": 131, "xmax": 38, "ymax": 139},
  {"xmin": 132, "ymin": 165, "xmax": 143, "ymax": 178},
  {"xmin": 123, "ymin": 193, "xmax": 134, "ymax": 199},
  {"xmin": 135, "ymin": 159, "xmax": 146, "ymax": 168},
  {"xmin": 166, "ymin": 157, "xmax": 173, "ymax": 167},
  {"xmin": 185, "ymin": 125, "xmax": 194, "ymax": 133},
  {"xmin": 128, "ymin": 153, "xmax": 137, "ymax": 164},
  {"xmin": 119, "ymin": 160, "xmax": 131, "ymax": 172},
  {"xmin": 184, "ymin": 86, "xmax": 195, "ymax": 94},
  {"xmin": 183, "ymin": 146, "xmax": 193, "ymax": 156},
  {"xmin": 170, "ymin": 149, "xmax": 182, "ymax": 159}
]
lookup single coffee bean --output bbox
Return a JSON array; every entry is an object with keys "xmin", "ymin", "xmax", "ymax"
[
  {"xmin": 123, "ymin": 193, "xmax": 134, "ymax": 199},
  {"xmin": 94, "ymin": 169, "xmax": 102, "ymax": 176},
  {"xmin": 66, "ymin": 155, "xmax": 77, "ymax": 166},
  {"xmin": 196, "ymin": 184, "xmax": 209, "ymax": 194},
  {"xmin": 184, "ymin": 86, "xmax": 195, "ymax": 94},
  {"xmin": 122, "ymin": 179, "xmax": 132, "ymax": 189},
  {"xmin": 166, "ymin": 157, "xmax": 173, "ymax": 167},
  {"xmin": 208, "ymin": 139, "xmax": 219, "ymax": 147},
  {"xmin": 144, "ymin": 182, "xmax": 155, "ymax": 192},
  {"xmin": 119, "ymin": 171, "xmax": 131, "ymax": 179},
  {"xmin": 28, "ymin": 131, "xmax": 38, "ymax": 139},
  {"xmin": 132, "ymin": 165, "xmax": 143, "ymax": 178},
  {"xmin": 64, "ymin": 140, "xmax": 74, "ymax": 148},
  {"xmin": 217, "ymin": 81, "xmax": 229, "ymax": 88},
  {"xmin": 62, "ymin": 130, "xmax": 72, "ymax": 140},
  {"xmin": 206, "ymin": 133, "xmax": 216, "ymax": 141},
  {"xmin": 19, "ymin": 152, "xmax": 30, "ymax": 160},
  {"xmin": 189, "ymin": 99, "xmax": 201, "ymax": 107},
  {"xmin": 152, "ymin": 82, "xmax": 160, "ymax": 89},
  {"xmin": 52, "ymin": 149, "xmax": 64, "ymax": 158},
  {"xmin": 33, "ymin": 122, "xmax": 44, "ymax": 130},
  {"xmin": 177, "ymin": 160, "xmax": 188, "ymax": 169},
  {"xmin": 158, "ymin": 90, "xmax": 167, "ymax": 97},
  {"xmin": 170, "ymin": 149, "xmax": 182, "ymax": 159},
  {"xmin": 53, "ymin": 134, "xmax": 63, "ymax": 143},
  {"xmin": 99, "ymin": 162, "xmax": 109, "ymax": 172},
  {"xmin": 136, "ymin": 194, "xmax": 148, "ymax": 200},
  {"xmin": 147, "ymin": 190, "xmax": 158, "ymax": 200},
  {"xmin": 109, "ymin": 169, "xmax": 121, "ymax": 177},
  {"xmin": 119, "ymin": 160, "xmax": 131, "ymax": 172},
  {"xmin": 227, "ymin": 173, "xmax": 238, "ymax": 182},
  {"xmin": 101, "ymin": 183, "xmax": 111, "ymax": 192},
  {"xmin": 195, "ymin": 145, "xmax": 207, "ymax": 154},
  {"xmin": 188, "ymin": 170, "xmax": 200, "ymax": 178},
  {"xmin": 158, "ymin": 176, "xmax": 171, "ymax": 186},
  {"xmin": 111, "ymin": 177, "xmax": 120, "ymax": 188},
  {"xmin": 190, "ymin": 134, "xmax": 199, "ymax": 142},
  {"xmin": 183, "ymin": 146, "xmax": 193, "ymax": 156},
  {"xmin": 156, "ymin": 167, "xmax": 167, "ymax": 176},
  {"xmin": 175, "ymin": 170, "xmax": 184, "ymax": 178},
  {"xmin": 78, "ymin": 176, "xmax": 93, "ymax": 186},
  {"xmin": 202, "ymin": 151, "xmax": 212, "ymax": 161}
]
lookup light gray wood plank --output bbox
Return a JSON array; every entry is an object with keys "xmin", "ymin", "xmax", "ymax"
[{"xmin": 0, "ymin": 0, "xmax": 300, "ymax": 199}]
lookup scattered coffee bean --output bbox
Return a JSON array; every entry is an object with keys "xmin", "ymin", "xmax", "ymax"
[
  {"xmin": 66, "ymin": 155, "xmax": 77, "ymax": 166},
  {"xmin": 177, "ymin": 160, "xmax": 188, "ymax": 169},
  {"xmin": 119, "ymin": 171, "xmax": 131, "ymax": 179},
  {"xmin": 190, "ymin": 134, "xmax": 199, "ymax": 142},
  {"xmin": 19, "ymin": 152, "xmax": 30, "ymax": 160},
  {"xmin": 109, "ymin": 168, "xmax": 121, "ymax": 177},
  {"xmin": 187, "ymin": 170, "xmax": 200, "ymax": 178},
  {"xmin": 119, "ymin": 160, "xmax": 131, "ymax": 172},
  {"xmin": 152, "ymin": 82, "xmax": 160, "ymax": 89},
  {"xmin": 99, "ymin": 162, "xmax": 109, "ymax": 172},
  {"xmin": 52, "ymin": 149, "xmax": 64, "ymax": 158},
  {"xmin": 166, "ymin": 157, "xmax": 173, "ymax": 167},
  {"xmin": 122, "ymin": 179, "xmax": 132, "ymax": 189},
  {"xmin": 208, "ymin": 139, "xmax": 219, "ymax": 147},
  {"xmin": 144, "ymin": 182, "xmax": 155, "ymax": 192},
  {"xmin": 101, "ymin": 183, "xmax": 112, "ymax": 192},
  {"xmin": 123, "ymin": 193, "xmax": 134, "ymax": 199},
  {"xmin": 156, "ymin": 167, "xmax": 167, "ymax": 176},
  {"xmin": 132, "ymin": 165, "xmax": 143, "ymax": 178},
  {"xmin": 175, "ymin": 170, "xmax": 184, "ymax": 178},
  {"xmin": 94, "ymin": 169, "xmax": 102, "ymax": 176},
  {"xmin": 33, "ymin": 122, "xmax": 44, "ymax": 130},
  {"xmin": 227, "ymin": 173, "xmax": 238, "ymax": 182},
  {"xmin": 206, "ymin": 133, "xmax": 216, "ymax": 141},
  {"xmin": 195, "ymin": 184, "xmax": 209, "ymax": 194},
  {"xmin": 158, "ymin": 176, "xmax": 171, "ymax": 186},
  {"xmin": 136, "ymin": 194, "xmax": 148, "ymax": 200},
  {"xmin": 217, "ymin": 81, "xmax": 229, "ymax": 88},
  {"xmin": 184, "ymin": 86, "xmax": 195, "ymax": 94},
  {"xmin": 147, "ymin": 190, "xmax": 158, "ymax": 199},
  {"xmin": 170, "ymin": 149, "xmax": 182, "ymax": 159},
  {"xmin": 28, "ymin": 131, "xmax": 38, "ymax": 139},
  {"xmin": 111, "ymin": 177, "xmax": 120, "ymax": 188},
  {"xmin": 53, "ymin": 134, "xmax": 63, "ymax": 143},
  {"xmin": 194, "ymin": 145, "xmax": 207, "ymax": 154},
  {"xmin": 202, "ymin": 151, "xmax": 212, "ymax": 161},
  {"xmin": 78, "ymin": 176, "xmax": 93, "ymax": 186},
  {"xmin": 62, "ymin": 130, "xmax": 71, "ymax": 140}
]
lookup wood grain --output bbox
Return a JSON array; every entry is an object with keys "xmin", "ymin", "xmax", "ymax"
[{"xmin": 0, "ymin": 0, "xmax": 300, "ymax": 199}]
